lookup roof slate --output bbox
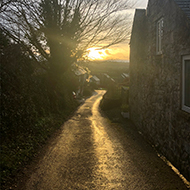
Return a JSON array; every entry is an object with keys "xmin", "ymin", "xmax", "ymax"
[{"xmin": 173, "ymin": 0, "xmax": 190, "ymax": 19}]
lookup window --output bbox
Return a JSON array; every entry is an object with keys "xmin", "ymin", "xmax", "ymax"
[
  {"xmin": 182, "ymin": 55, "xmax": 190, "ymax": 113},
  {"xmin": 156, "ymin": 18, "xmax": 164, "ymax": 54}
]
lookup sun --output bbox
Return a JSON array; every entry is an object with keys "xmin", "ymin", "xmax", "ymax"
[
  {"xmin": 85, "ymin": 45, "xmax": 130, "ymax": 61},
  {"xmin": 87, "ymin": 47, "xmax": 107, "ymax": 60}
]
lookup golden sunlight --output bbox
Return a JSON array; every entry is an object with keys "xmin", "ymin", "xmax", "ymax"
[
  {"xmin": 86, "ymin": 44, "xmax": 129, "ymax": 61},
  {"xmin": 87, "ymin": 47, "xmax": 107, "ymax": 60}
]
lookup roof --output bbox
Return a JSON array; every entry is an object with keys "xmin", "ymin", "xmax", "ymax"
[
  {"xmin": 122, "ymin": 86, "xmax": 129, "ymax": 91},
  {"xmin": 74, "ymin": 67, "xmax": 86, "ymax": 76},
  {"xmin": 91, "ymin": 75, "xmax": 100, "ymax": 82},
  {"xmin": 104, "ymin": 73, "xmax": 110, "ymax": 78},
  {"xmin": 173, "ymin": 0, "xmax": 190, "ymax": 19},
  {"xmin": 121, "ymin": 73, "xmax": 129, "ymax": 78},
  {"xmin": 71, "ymin": 63, "xmax": 87, "ymax": 76},
  {"xmin": 103, "ymin": 73, "xmax": 115, "ymax": 82}
]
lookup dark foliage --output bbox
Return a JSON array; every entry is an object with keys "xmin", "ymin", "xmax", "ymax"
[
  {"xmin": 100, "ymin": 89, "xmax": 122, "ymax": 111},
  {"xmin": 100, "ymin": 96, "xmax": 122, "ymax": 111},
  {"xmin": 0, "ymin": 31, "xmax": 79, "ymax": 187}
]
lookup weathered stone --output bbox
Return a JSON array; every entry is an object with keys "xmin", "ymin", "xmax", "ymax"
[{"xmin": 130, "ymin": 0, "xmax": 190, "ymax": 181}]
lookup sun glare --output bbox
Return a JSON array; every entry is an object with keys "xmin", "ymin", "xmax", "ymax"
[
  {"xmin": 87, "ymin": 47, "xmax": 107, "ymax": 60},
  {"xmin": 86, "ymin": 45, "xmax": 129, "ymax": 61}
]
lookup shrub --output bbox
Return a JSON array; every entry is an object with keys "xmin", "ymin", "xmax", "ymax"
[{"xmin": 0, "ymin": 33, "xmax": 79, "ymax": 187}]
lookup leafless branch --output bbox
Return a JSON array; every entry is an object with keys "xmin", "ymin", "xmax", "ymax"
[{"xmin": 0, "ymin": 0, "xmax": 134, "ymax": 72}]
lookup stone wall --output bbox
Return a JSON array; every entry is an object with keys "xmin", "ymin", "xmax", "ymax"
[{"xmin": 130, "ymin": 0, "xmax": 190, "ymax": 181}]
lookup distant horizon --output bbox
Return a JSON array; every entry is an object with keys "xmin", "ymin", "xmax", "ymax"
[
  {"xmin": 87, "ymin": 59, "xmax": 129, "ymax": 63},
  {"xmin": 84, "ymin": 0, "xmax": 148, "ymax": 61}
]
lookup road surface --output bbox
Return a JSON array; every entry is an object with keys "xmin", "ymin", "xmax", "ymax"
[{"xmin": 20, "ymin": 90, "xmax": 188, "ymax": 189}]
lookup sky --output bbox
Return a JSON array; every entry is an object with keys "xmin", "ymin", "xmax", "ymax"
[
  {"xmin": 87, "ymin": 0, "xmax": 149, "ymax": 61},
  {"xmin": 135, "ymin": 0, "xmax": 149, "ymax": 9}
]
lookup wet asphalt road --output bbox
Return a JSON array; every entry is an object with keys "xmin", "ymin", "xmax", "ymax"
[{"xmin": 23, "ymin": 90, "xmax": 188, "ymax": 190}]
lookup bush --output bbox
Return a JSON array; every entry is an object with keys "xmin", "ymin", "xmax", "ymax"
[
  {"xmin": 0, "ymin": 33, "xmax": 79, "ymax": 188},
  {"xmin": 100, "ymin": 93, "xmax": 122, "ymax": 111},
  {"xmin": 83, "ymin": 85, "xmax": 94, "ymax": 96}
]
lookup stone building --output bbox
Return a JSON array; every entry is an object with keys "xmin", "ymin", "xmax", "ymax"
[{"xmin": 129, "ymin": 0, "xmax": 190, "ymax": 180}]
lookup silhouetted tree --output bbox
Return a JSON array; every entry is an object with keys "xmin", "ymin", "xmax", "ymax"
[{"xmin": 0, "ymin": 0, "xmax": 132, "ymax": 79}]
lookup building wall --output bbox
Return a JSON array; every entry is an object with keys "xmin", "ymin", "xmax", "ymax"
[{"xmin": 130, "ymin": 0, "xmax": 190, "ymax": 180}]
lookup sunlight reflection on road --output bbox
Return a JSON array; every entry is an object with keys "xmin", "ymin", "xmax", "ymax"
[
  {"xmin": 23, "ymin": 90, "xmax": 188, "ymax": 190},
  {"xmin": 90, "ymin": 90, "xmax": 126, "ymax": 189}
]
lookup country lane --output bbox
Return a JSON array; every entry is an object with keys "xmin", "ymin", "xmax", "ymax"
[{"xmin": 20, "ymin": 90, "xmax": 188, "ymax": 190}]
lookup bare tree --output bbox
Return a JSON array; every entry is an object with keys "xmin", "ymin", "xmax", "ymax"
[{"xmin": 0, "ymin": 0, "xmax": 133, "ymax": 76}]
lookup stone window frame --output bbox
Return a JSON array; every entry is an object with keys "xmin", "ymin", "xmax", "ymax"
[
  {"xmin": 156, "ymin": 17, "xmax": 164, "ymax": 55},
  {"xmin": 182, "ymin": 55, "xmax": 190, "ymax": 113}
]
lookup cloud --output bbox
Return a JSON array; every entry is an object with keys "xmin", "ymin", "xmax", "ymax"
[
  {"xmin": 86, "ymin": 44, "xmax": 130, "ymax": 61},
  {"xmin": 105, "ymin": 50, "xmax": 112, "ymax": 55}
]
